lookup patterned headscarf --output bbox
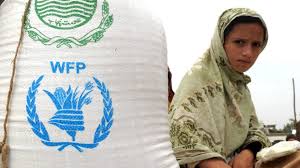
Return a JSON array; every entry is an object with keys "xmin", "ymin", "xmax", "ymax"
[
  {"xmin": 169, "ymin": 8, "xmax": 270, "ymax": 166},
  {"xmin": 171, "ymin": 8, "xmax": 268, "ymax": 121},
  {"xmin": 212, "ymin": 8, "xmax": 268, "ymax": 84}
]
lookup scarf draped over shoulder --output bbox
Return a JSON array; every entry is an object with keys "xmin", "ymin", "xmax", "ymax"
[{"xmin": 168, "ymin": 8, "xmax": 271, "ymax": 167}]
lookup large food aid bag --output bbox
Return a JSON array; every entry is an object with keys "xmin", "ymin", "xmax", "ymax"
[{"xmin": 0, "ymin": 0, "xmax": 179, "ymax": 167}]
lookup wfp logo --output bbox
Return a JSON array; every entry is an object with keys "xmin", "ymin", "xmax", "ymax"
[
  {"xmin": 44, "ymin": 82, "xmax": 94, "ymax": 141},
  {"xmin": 24, "ymin": 0, "xmax": 113, "ymax": 48},
  {"xmin": 35, "ymin": 0, "xmax": 97, "ymax": 29},
  {"xmin": 26, "ymin": 76, "xmax": 114, "ymax": 152}
]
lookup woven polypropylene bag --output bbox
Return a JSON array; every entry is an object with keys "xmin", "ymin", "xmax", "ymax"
[{"xmin": 0, "ymin": 0, "xmax": 179, "ymax": 167}]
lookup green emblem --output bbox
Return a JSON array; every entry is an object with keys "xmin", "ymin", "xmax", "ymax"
[
  {"xmin": 25, "ymin": 0, "xmax": 113, "ymax": 48},
  {"xmin": 35, "ymin": 0, "xmax": 97, "ymax": 30}
]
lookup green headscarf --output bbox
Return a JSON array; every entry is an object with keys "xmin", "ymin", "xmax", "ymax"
[{"xmin": 169, "ymin": 8, "xmax": 270, "ymax": 167}]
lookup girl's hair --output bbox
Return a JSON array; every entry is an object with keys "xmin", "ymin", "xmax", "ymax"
[{"xmin": 224, "ymin": 16, "xmax": 266, "ymax": 41}]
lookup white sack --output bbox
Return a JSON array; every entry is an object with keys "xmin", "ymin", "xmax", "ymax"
[{"xmin": 0, "ymin": 0, "xmax": 179, "ymax": 167}]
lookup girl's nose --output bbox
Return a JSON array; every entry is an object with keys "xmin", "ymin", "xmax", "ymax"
[{"xmin": 242, "ymin": 45, "xmax": 253, "ymax": 58}]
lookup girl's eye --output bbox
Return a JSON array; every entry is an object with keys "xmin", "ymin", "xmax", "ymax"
[
  {"xmin": 252, "ymin": 42, "xmax": 262, "ymax": 48},
  {"xmin": 234, "ymin": 40, "xmax": 245, "ymax": 45}
]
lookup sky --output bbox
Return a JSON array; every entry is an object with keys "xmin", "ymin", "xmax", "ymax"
[{"xmin": 145, "ymin": 0, "xmax": 300, "ymax": 129}]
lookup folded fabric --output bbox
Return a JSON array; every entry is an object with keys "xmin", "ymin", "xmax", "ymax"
[
  {"xmin": 256, "ymin": 141, "xmax": 300, "ymax": 162},
  {"xmin": 256, "ymin": 150, "xmax": 300, "ymax": 168}
]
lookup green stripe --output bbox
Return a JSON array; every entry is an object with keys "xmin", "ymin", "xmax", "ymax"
[
  {"xmin": 38, "ymin": 3, "xmax": 93, "ymax": 10},
  {"xmin": 38, "ymin": 8, "xmax": 93, "ymax": 17},
  {"xmin": 37, "ymin": 0, "xmax": 96, "ymax": 3},
  {"xmin": 40, "ymin": 13, "xmax": 89, "ymax": 20},
  {"xmin": 40, "ymin": 10, "xmax": 90, "ymax": 18},
  {"xmin": 37, "ymin": 0, "xmax": 96, "ymax": 9},
  {"xmin": 38, "ymin": 6, "xmax": 94, "ymax": 15}
]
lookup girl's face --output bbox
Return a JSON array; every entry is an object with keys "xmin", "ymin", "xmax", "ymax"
[{"xmin": 223, "ymin": 23, "xmax": 264, "ymax": 73}]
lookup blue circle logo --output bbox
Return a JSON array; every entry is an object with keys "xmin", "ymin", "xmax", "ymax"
[{"xmin": 26, "ymin": 75, "xmax": 114, "ymax": 152}]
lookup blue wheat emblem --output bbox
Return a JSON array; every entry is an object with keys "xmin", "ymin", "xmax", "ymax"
[
  {"xmin": 44, "ymin": 82, "xmax": 93, "ymax": 141},
  {"xmin": 26, "ymin": 75, "xmax": 114, "ymax": 152}
]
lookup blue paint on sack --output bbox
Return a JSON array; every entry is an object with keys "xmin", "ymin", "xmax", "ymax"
[
  {"xmin": 26, "ymin": 76, "xmax": 114, "ymax": 152},
  {"xmin": 50, "ymin": 61, "xmax": 86, "ymax": 74},
  {"xmin": 44, "ymin": 82, "xmax": 93, "ymax": 141}
]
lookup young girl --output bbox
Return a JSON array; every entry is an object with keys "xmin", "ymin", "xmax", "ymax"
[{"xmin": 169, "ymin": 8, "xmax": 270, "ymax": 168}]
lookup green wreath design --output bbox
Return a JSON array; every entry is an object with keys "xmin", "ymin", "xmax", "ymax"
[{"xmin": 24, "ymin": 0, "xmax": 113, "ymax": 48}]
